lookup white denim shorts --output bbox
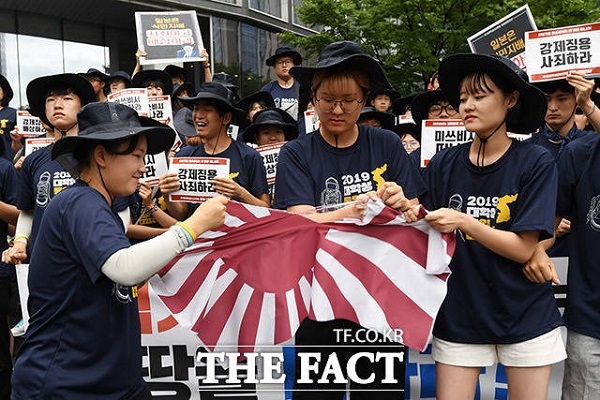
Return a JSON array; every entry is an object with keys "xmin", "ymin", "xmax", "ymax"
[{"xmin": 432, "ymin": 328, "xmax": 566, "ymax": 367}]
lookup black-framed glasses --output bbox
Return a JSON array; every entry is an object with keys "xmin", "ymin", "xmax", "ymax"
[
  {"xmin": 429, "ymin": 104, "xmax": 457, "ymax": 116},
  {"xmin": 315, "ymin": 98, "xmax": 364, "ymax": 114},
  {"xmin": 275, "ymin": 59, "xmax": 294, "ymax": 66}
]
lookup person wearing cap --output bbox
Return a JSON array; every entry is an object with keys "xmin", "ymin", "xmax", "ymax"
[
  {"xmin": 243, "ymin": 107, "xmax": 298, "ymax": 146},
  {"xmin": 410, "ymin": 53, "xmax": 565, "ymax": 399},
  {"xmin": 368, "ymin": 88, "xmax": 400, "ymax": 113},
  {"xmin": 274, "ymin": 40, "xmax": 425, "ymax": 399},
  {"xmin": 394, "ymin": 122, "xmax": 420, "ymax": 155},
  {"xmin": 2, "ymin": 73, "xmax": 96, "ymax": 268},
  {"xmin": 237, "ymin": 90, "xmax": 276, "ymax": 125},
  {"xmin": 9, "ymin": 102, "xmax": 226, "ymax": 399},
  {"xmin": 261, "ymin": 46, "xmax": 303, "ymax": 120},
  {"xmin": 81, "ymin": 68, "xmax": 109, "ymax": 102},
  {"xmin": 159, "ymin": 81, "xmax": 270, "ymax": 218},
  {"xmin": 109, "ymin": 70, "xmax": 132, "ymax": 94},
  {"xmin": 356, "ymin": 105, "xmax": 396, "ymax": 130},
  {"xmin": 171, "ymin": 81, "xmax": 195, "ymax": 114},
  {"xmin": 131, "ymin": 69, "xmax": 173, "ymax": 97}
]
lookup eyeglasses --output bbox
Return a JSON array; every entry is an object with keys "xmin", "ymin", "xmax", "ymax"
[
  {"xmin": 429, "ymin": 104, "xmax": 457, "ymax": 116},
  {"xmin": 315, "ymin": 98, "xmax": 364, "ymax": 114},
  {"xmin": 275, "ymin": 59, "xmax": 294, "ymax": 66},
  {"xmin": 402, "ymin": 140, "xmax": 420, "ymax": 149}
]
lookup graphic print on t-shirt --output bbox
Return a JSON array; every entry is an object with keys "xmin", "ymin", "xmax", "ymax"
[{"xmin": 588, "ymin": 194, "xmax": 600, "ymax": 232}]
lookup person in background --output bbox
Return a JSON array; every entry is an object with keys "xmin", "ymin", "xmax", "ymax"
[
  {"xmin": 10, "ymin": 101, "xmax": 227, "ymax": 399},
  {"xmin": 0, "ymin": 75, "xmax": 17, "ymax": 161},
  {"xmin": 242, "ymin": 107, "xmax": 298, "ymax": 146},
  {"xmin": 80, "ymin": 68, "xmax": 109, "ymax": 102},
  {"xmin": 131, "ymin": 69, "xmax": 173, "ymax": 97},
  {"xmin": 108, "ymin": 70, "xmax": 131, "ymax": 94},
  {"xmin": 368, "ymin": 88, "xmax": 400, "ymax": 113},
  {"xmin": 357, "ymin": 105, "xmax": 396, "ymax": 130},
  {"xmin": 394, "ymin": 121, "xmax": 420, "ymax": 155},
  {"xmin": 261, "ymin": 46, "xmax": 302, "ymax": 120}
]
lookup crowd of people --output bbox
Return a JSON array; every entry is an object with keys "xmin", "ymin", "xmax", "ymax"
[{"xmin": 0, "ymin": 37, "xmax": 599, "ymax": 400}]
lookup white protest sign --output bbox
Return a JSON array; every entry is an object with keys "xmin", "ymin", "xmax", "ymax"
[
  {"xmin": 16, "ymin": 111, "xmax": 46, "ymax": 137},
  {"xmin": 24, "ymin": 137, "xmax": 54, "ymax": 157},
  {"xmin": 525, "ymin": 22, "xmax": 600, "ymax": 82},
  {"xmin": 420, "ymin": 119, "xmax": 473, "ymax": 168},
  {"xmin": 304, "ymin": 109, "xmax": 320, "ymax": 133},
  {"xmin": 108, "ymin": 88, "xmax": 150, "ymax": 117},
  {"xmin": 396, "ymin": 114, "xmax": 415, "ymax": 125},
  {"xmin": 226, "ymin": 124, "xmax": 239, "ymax": 141},
  {"xmin": 168, "ymin": 157, "xmax": 230, "ymax": 202},
  {"xmin": 140, "ymin": 152, "xmax": 169, "ymax": 186},
  {"xmin": 256, "ymin": 143, "xmax": 284, "ymax": 185},
  {"xmin": 148, "ymin": 95, "xmax": 174, "ymax": 129}
]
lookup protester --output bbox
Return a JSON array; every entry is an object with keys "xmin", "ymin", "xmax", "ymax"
[
  {"xmin": 159, "ymin": 81, "xmax": 270, "ymax": 220},
  {"xmin": 236, "ymin": 90, "xmax": 276, "ymax": 128},
  {"xmin": 357, "ymin": 105, "xmax": 396, "ymax": 130},
  {"xmin": 81, "ymin": 68, "xmax": 109, "ymax": 102},
  {"xmin": 0, "ymin": 75, "xmax": 17, "ymax": 161},
  {"xmin": 275, "ymin": 40, "xmax": 426, "ymax": 399},
  {"xmin": 2, "ymin": 73, "xmax": 96, "ymax": 266},
  {"xmin": 108, "ymin": 70, "xmax": 131, "ymax": 94},
  {"xmin": 163, "ymin": 65, "xmax": 189, "ymax": 86},
  {"xmin": 393, "ymin": 121, "xmax": 420, "ymax": 154},
  {"xmin": 414, "ymin": 53, "xmax": 565, "ymax": 399},
  {"xmin": 131, "ymin": 69, "xmax": 173, "ymax": 96},
  {"xmin": 10, "ymin": 101, "xmax": 227, "ymax": 399},
  {"xmin": 261, "ymin": 46, "xmax": 302, "ymax": 120},
  {"xmin": 368, "ymin": 88, "xmax": 400, "ymax": 113},
  {"xmin": 242, "ymin": 107, "xmax": 298, "ymax": 146}
]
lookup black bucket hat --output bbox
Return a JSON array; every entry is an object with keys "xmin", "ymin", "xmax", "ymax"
[
  {"xmin": 26, "ymin": 73, "xmax": 96, "ymax": 126},
  {"xmin": 81, "ymin": 68, "xmax": 109, "ymax": 81},
  {"xmin": 163, "ymin": 65, "xmax": 189, "ymax": 83},
  {"xmin": 393, "ymin": 122, "xmax": 420, "ymax": 142},
  {"xmin": 0, "ymin": 74, "xmax": 14, "ymax": 107},
  {"xmin": 109, "ymin": 70, "xmax": 132, "ymax": 87},
  {"xmin": 410, "ymin": 90, "xmax": 450, "ymax": 126},
  {"xmin": 357, "ymin": 106, "xmax": 395, "ymax": 130},
  {"xmin": 179, "ymin": 81, "xmax": 236, "ymax": 113},
  {"xmin": 438, "ymin": 53, "xmax": 547, "ymax": 134},
  {"xmin": 237, "ymin": 91, "xmax": 276, "ymax": 114},
  {"xmin": 212, "ymin": 72, "xmax": 239, "ymax": 91},
  {"xmin": 368, "ymin": 88, "xmax": 401, "ymax": 105},
  {"xmin": 391, "ymin": 92, "xmax": 418, "ymax": 116},
  {"xmin": 173, "ymin": 107, "xmax": 197, "ymax": 138},
  {"xmin": 52, "ymin": 102, "xmax": 175, "ymax": 161},
  {"xmin": 290, "ymin": 41, "xmax": 393, "ymax": 93},
  {"xmin": 266, "ymin": 46, "xmax": 302, "ymax": 67},
  {"xmin": 131, "ymin": 69, "xmax": 173, "ymax": 96},
  {"xmin": 172, "ymin": 82, "xmax": 195, "ymax": 98},
  {"xmin": 242, "ymin": 108, "xmax": 298, "ymax": 144}
]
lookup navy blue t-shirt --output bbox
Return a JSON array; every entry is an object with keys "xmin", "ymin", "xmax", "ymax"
[
  {"xmin": 11, "ymin": 182, "xmax": 144, "ymax": 399},
  {"xmin": 557, "ymin": 134, "xmax": 600, "ymax": 339},
  {"xmin": 0, "ymin": 106, "xmax": 17, "ymax": 161},
  {"xmin": 175, "ymin": 139, "xmax": 269, "ymax": 201},
  {"xmin": 274, "ymin": 124, "xmax": 426, "ymax": 209},
  {"xmin": 421, "ymin": 140, "xmax": 562, "ymax": 343},
  {"xmin": 260, "ymin": 81, "xmax": 299, "ymax": 120},
  {"xmin": 17, "ymin": 144, "xmax": 76, "ymax": 248},
  {"xmin": 0, "ymin": 157, "xmax": 19, "ymax": 278}
]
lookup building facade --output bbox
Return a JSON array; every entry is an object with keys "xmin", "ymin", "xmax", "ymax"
[{"xmin": 0, "ymin": 0, "xmax": 316, "ymax": 107}]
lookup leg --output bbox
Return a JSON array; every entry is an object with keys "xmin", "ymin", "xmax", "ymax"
[
  {"xmin": 504, "ymin": 365, "xmax": 552, "ymax": 400},
  {"xmin": 562, "ymin": 330, "xmax": 600, "ymax": 400},
  {"xmin": 435, "ymin": 362, "xmax": 480, "ymax": 400}
]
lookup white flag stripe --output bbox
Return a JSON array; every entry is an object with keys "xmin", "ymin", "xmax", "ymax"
[
  {"xmin": 255, "ymin": 292, "xmax": 275, "ymax": 346},
  {"xmin": 310, "ymin": 277, "xmax": 335, "ymax": 321},
  {"xmin": 224, "ymin": 213, "xmax": 245, "ymax": 227},
  {"xmin": 426, "ymin": 229, "xmax": 453, "ymax": 275},
  {"xmin": 325, "ymin": 229, "xmax": 447, "ymax": 317},
  {"xmin": 242, "ymin": 202, "xmax": 273, "ymax": 218},
  {"xmin": 316, "ymin": 248, "xmax": 392, "ymax": 333},
  {"xmin": 298, "ymin": 276, "xmax": 312, "ymax": 313},
  {"xmin": 285, "ymin": 289, "xmax": 300, "ymax": 337},
  {"xmin": 156, "ymin": 250, "xmax": 212, "ymax": 292},
  {"xmin": 204, "ymin": 267, "xmax": 237, "ymax": 315},
  {"xmin": 214, "ymin": 283, "xmax": 254, "ymax": 351}
]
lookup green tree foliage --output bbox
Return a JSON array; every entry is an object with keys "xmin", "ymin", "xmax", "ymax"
[{"xmin": 281, "ymin": 0, "xmax": 600, "ymax": 94}]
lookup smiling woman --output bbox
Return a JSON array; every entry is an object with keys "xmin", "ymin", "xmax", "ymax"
[{"xmin": 0, "ymin": 33, "xmax": 108, "ymax": 108}]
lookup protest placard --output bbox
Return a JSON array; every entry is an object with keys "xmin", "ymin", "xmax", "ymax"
[
  {"xmin": 148, "ymin": 95, "xmax": 174, "ymax": 128},
  {"xmin": 16, "ymin": 111, "xmax": 46, "ymax": 137},
  {"xmin": 304, "ymin": 109, "xmax": 321, "ymax": 134},
  {"xmin": 468, "ymin": 5, "xmax": 536, "ymax": 69},
  {"xmin": 420, "ymin": 119, "xmax": 473, "ymax": 168},
  {"xmin": 168, "ymin": 157, "xmax": 230, "ymax": 202},
  {"xmin": 24, "ymin": 137, "xmax": 54, "ymax": 157},
  {"xmin": 256, "ymin": 143, "xmax": 284, "ymax": 185},
  {"xmin": 108, "ymin": 88, "xmax": 150, "ymax": 117},
  {"xmin": 140, "ymin": 152, "xmax": 169, "ymax": 186},
  {"xmin": 525, "ymin": 22, "xmax": 600, "ymax": 82},
  {"xmin": 135, "ymin": 10, "xmax": 205, "ymax": 65}
]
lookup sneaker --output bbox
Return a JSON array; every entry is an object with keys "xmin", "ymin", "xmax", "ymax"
[{"xmin": 11, "ymin": 319, "xmax": 26, "ymax": 337}]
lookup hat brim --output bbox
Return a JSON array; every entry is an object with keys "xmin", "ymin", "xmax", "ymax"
[
  {"xmin": 26, "ymin": 73, "xmax": 96, "ymax": 126},
  {"xmin": 290, "ymin": 55, "xmax": 392, "ymax": 93},
  {"xmin": 237, "ymin": 91, "xmax": 276, "ymax": 112},
  {"xmin": 266, "ymin": 51, "xmax": 302, "ymax": 67},
  {"xmin": 439, "ymin": 53, "xmax": 547, "ymax": 134},
  {"xmin": 243, "ymin": 122, "xmax": 298, "ymax": 144},
  {"xmin": 179, "ymin": 92, "xmax": 235, "ymax": 112},
  {"xmin": 52, "ymin": 124, "xmax": 175, "ymax": 161},
  {"xmin": 164, "ymin": 65, "xmax": 189, "ymax": 81},
  {"xmin": 410, "ymin": 90, "xmax": 447, "ymax": 126},
  {"xmin": 131, "ymin": 70, "xmax": 174, "ymax": 95},
  {"xmin": 393, "ymin": 122, "xmax": 420, "ymax": 142},
  {"xmin": 358, "ymin": 111, "xmax": 396, "ymax": 131},
  {"xmin": 173, "ymin": 108, "xmax": 197, "ymax": 138}
]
